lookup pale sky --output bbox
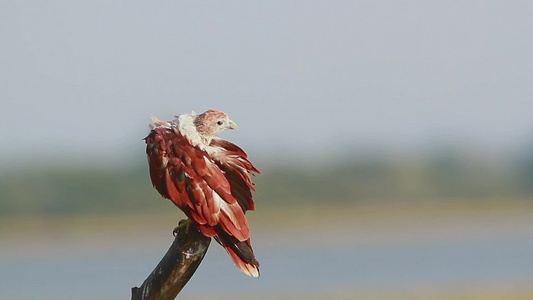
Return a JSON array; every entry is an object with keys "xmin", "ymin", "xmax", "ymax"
[{"xmin": 2, "ymin": 1, "xmax": 533, "ymax": 169}]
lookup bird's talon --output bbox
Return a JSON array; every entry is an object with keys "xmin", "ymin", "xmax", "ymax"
[{"xmin": 173, "ymin": 218, "xmax": 192, "ymax": 236}]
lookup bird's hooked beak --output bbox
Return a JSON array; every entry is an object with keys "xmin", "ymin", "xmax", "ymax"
[{"xmin": 228, "ymin": 119, "xmax": 238, "ymax": 131}]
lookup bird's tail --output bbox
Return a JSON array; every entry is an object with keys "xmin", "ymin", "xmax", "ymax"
[{"xmin": 215, "ymin": 230, "xmax": 260, "ymax": 277}]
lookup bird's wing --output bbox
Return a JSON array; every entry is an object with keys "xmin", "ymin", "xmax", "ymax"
[
  {"xmin": 210, "ymin": 138, "xmax": 260, "ymax": 212},
  {"xmin": 145, "ymin": 127, "xmax": 250, "ymax": 241}
]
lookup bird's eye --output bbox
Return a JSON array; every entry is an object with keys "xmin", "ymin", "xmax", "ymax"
[{"xmin": 217, "ymin": 120, "xmax": 224, "ymax": 125}]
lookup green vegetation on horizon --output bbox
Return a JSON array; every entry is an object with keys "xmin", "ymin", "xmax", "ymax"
[{"xmin": 1, "ymin": 151, "xmax": 532, "ymax": 216}]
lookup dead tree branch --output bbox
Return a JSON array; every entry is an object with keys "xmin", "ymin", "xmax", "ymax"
[{"xmin": 131, "ymin": 222, "xmax": 211, "ymax": 300}]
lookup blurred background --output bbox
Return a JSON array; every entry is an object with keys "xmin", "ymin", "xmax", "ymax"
[{"xmin": 1, "ymin": 1, "xmax": 533, "ymax": 299}]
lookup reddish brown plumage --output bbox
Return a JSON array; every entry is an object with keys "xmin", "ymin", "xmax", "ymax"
[{"xmin": 144, "ymin": 111, "xmax": 260, "ymax": 277}]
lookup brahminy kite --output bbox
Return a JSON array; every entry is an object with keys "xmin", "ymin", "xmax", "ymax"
[{"xmin": 144, "ymin": 110, "xmax": 260, "ymax": 277}]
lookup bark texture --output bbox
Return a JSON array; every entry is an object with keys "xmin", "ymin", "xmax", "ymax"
[{"xmin": 131, "ymin": 222, "xmax": 211, "ymax": 300}]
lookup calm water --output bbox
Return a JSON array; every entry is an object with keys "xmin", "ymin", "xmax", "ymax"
[{"xmin": 1, "ymin": 216, "xmax": 532, "ymax": 299}]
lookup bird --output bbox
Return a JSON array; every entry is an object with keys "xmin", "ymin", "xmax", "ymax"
[{"xmin": 144, "ymin": 109, "xmax": 261, "ymax": 277}]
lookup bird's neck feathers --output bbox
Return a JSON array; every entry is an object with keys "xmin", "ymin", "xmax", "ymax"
[
  {"xmin": 172, "ymin": 113, "xmax": 210, "ymax": 146},
  {"xmin": 150, "ymin": 113, "xmax": 225, "ymax": 155},
  {"xmin": 176, "ymin": 113, "xmax": 223, "ymax": 152}
]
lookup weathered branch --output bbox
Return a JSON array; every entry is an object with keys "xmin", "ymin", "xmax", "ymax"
[{"xmin": 131, "ymin": 221, "xmax": 211, "ymax": 300}]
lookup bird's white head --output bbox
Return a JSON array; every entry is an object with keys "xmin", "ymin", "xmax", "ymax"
[{"xmin": 194, "ymin": 110, "xmax": 238, "ymax": 142}]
